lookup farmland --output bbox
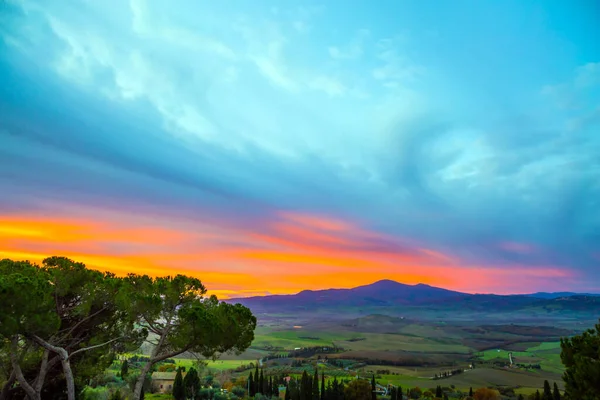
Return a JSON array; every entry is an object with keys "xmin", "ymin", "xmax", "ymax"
[{"xmin": 151, "ymin": 312, "xmax": 578, "ymax": 396}]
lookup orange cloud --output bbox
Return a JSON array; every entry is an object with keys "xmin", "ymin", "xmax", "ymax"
[{"xmin": 0, "ymin": 210, "xmax": 578, "ymax": 298}]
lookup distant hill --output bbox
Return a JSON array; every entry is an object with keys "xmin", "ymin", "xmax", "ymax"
[
  {"xmin": 228, "ymin": 280, "xmax": 600, "ymax": 316},
  {"xmin": 524, "ymin": 291, "xmax": 600, "ymax": 299}
]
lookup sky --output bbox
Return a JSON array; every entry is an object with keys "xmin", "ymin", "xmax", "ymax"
[{"xmin": 1, "ymin": 0, "xmax": 599, "ymax": 298}]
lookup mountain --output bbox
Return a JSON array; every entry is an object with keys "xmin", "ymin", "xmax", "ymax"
[
  {"xmin": 525, "ymin": 291, "xmax": 600, "ymax": 299},
  {"xmin": 229, "ymin": 280, "xmax": 600, "ymax": 316},
  {"xmin": 230, "ymin": 279, "xmax": 464, "ymax": 311}
]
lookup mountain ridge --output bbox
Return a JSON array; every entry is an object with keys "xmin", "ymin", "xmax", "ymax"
[{"xmin": 227, "ymin": 279, "xmax": 600, "ymax": 315}]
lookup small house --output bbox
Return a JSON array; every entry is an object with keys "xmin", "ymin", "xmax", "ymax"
[{"xmin": 151, "ymin": 371, "xmax": 186, "ymax": 393}]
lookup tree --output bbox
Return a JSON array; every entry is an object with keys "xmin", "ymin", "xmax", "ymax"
[
  {"xmin": 344, "ymin": 379, "xmax": 371, "ymax": 400},
  {"xmin": 184, "ymin": 367, "xmax": 201, "ymax": 399},
  {"xmin": 436, "ymin": 385, "xmax": 443, "ymax": 398},
  {"xmin": 552, "ymin": 382, "xmax": 561, "ymax": 400},
  {"xmin": 127, "ymin": 274, "xmax": 256, "ymax": 399},
  {"xmin": 371, "ymin": 375, "xmax": 376, "ymax": 400},
  {"xmin": 121, "ymin": 360, "xmax": 129, "ymax": 379},
  {"xmin": 313, "ymin": 369, "xmax": 320, "ymax": 400},
  {"xmin": 259, "ymin": 368, "xmax": 265, "ymax": 395},
  {"xmin": 320, "ymin": 373, "xmax": 325, "ymax": 400},
  {"xmin": 0, "ymin": 257, "xmax": 143, "ymax": 400},
  {"xmin": 249, "ymin": 372, "xmax": 255, "ymax": 397},
  {"xmin": 560, "ymin": 320, "xmax": 600, "ymax": 400},
  {"xmin": 542, "ymin": 380, "xmax": 552, "ymax": 400},
  {"xmin": 473, "ymin": 388, "xmax": 500, "ymax": 400},
  {"xmin": 173, "ymin": 368, "xmax": 185, "ymax": 400},
  {"xmin": 469, "ymin": 387, "xmax": 473, "ymax": 397}
]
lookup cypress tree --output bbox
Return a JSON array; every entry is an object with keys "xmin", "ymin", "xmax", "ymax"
[
  {"xmin": 331, "ymin": 377, "xmax": 339, "ymax": 400},
  {"xmin": 320, "ymin": 372, "xmax": 325, "ymax": 400},
  {"xmin": 313, "ymin": 369, "xmax": 320, "ymax": 400},
  {"xmin": 301, "ymin": 371, "xmax": 309, "ymax": 400},
  {"xmin": 469, "ymin": 387, "xmax": 473, "ymax": 397},
  {"xmin": 249, "ymin": 372, "xmax": 255, "ymax": 397},
  {"xmin": 543, "ymin": 380, "xmax": 553, "ymax": 400},
  {"xmin": 518, "ymin": 395, "xmax": 524, "ymax": 400},
  {"xmin": 398, "ymin": 386, "xmax": 403, "ymax": 400},
  {"xmin": 173, "ymin": 368, "xmax": 185, "ymax": 400},
  {"xmin": 535, "ymin": 390, "xmax": 541, "ymax": 400},
  {"xmin": 436, "ymin": 385, "xmax": 442, "ymax": 398},
  {"xmin": 255, "ymin": 364, "xmax": 260, "ymax": 394},
  {"xmin": 120, "ymin": 360, "xmax": 129, "ymax": 379},
  {"xmin": 371, "ymin": 375, "xmax": 377, "ymax": 400},
  {"xmin": 285, "ymin": 383, "xmax": 291, "ymax": 400},
  {"xmin": 259, "ymin": 368, "xmax": 265, "ymax": 395},
  {"xmin": 553, "ymin": 382, "xmax": 561, "ymax": 400}
]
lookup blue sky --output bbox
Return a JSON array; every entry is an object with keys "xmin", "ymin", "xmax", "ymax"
[{"xmin": 0, "ymin": 0, "xmax": 599, "ymax": 294}]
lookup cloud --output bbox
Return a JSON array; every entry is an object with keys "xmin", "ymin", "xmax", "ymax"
[{"xmin": 1, "ymin": 0, "xmax": 599, "ymax": 294}]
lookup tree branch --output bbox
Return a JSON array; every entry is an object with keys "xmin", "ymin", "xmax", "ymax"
[
  {"xmin": 69, "ymin": 337, "xmax": 123, "ymax": 359},
  {"xmin": 9, "ymin": 337, "xmax": 38, "ymax": 400}
]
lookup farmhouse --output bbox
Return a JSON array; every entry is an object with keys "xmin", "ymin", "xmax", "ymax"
[{"xmin": 151, "ymin": 371, "xmax": 187, "ymax": 393}]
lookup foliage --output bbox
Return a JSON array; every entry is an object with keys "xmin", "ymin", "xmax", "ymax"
[
  {"xmin": 126, "ymin": 273, "xmax": 256, "ymax": 399},
  {"xmin": 560, "ymin": 320, "xmax": 600, "ymax": 400},
  {"xmin": 183, "ymin": 367, "xmax": 201, "ymax": 399},
  {"xmin": 344, "ymin": 379, "xmax": 371, "ymax": 400},
  {"xmin": 473, "ymin": 388, "xmax": 500, "ymax": 400},
  {"xmin": 173, "ymin": 368, "xmax": 185, "ymax": 400},
  {"xmin": 0, "ymin": 257, "xmax": 144, "ymax": 400},
  {"xmin": 121, "ymin": 360, "xmax": 129, "ymax": 379}
]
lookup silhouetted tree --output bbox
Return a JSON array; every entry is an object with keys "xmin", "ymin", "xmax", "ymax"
[
  {"xmin": 249, "ymin": 372, "xmax": 255, "ymax": 397},
  {"xmin": 543, "ymin": 381, "xmax": 552, "ymax": 400},
  {"xmin": 553, "ymin": 382, "xmax": 561, "ymax": 400}
]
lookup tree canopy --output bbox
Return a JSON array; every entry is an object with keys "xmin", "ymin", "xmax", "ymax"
[
  {"xmin": 0, "ymin": 256, "xmax": 256, "ymax": 400},
  {"xmin": 560, "ymin": 319, "xmax": 600, "ymax": 400}
]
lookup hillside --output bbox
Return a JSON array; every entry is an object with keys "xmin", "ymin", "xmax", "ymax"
[{"xmin": 229, "ymin": 280, "xmax": 600, "ymax": 318}]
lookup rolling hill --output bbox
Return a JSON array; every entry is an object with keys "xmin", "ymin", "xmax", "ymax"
[{"xmin": 228, "ymin": 280, "xmax": 600, "ymax": 317}]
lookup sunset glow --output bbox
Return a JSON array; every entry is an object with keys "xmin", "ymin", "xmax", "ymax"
[{"xmin": 1, "ymin": 0, "xmax": 599, "ymax": 297}]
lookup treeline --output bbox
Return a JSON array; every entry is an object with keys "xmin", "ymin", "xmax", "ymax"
[
  {"xmin": 0, "ymin": 256, "xmax": 256, "ymax": 400},
  {"xmin": 433, "ymin": 369, "xmax": 464, "ymax": 379}
]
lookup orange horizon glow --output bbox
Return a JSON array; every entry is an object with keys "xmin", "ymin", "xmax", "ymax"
[{"xmin": 0, "ymin": 210, "xmax": 581, "ymax": 298}]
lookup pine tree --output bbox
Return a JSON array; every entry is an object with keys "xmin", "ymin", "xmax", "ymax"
[
  {"xmin": 173, "ymin": 368, "xmax": 185, "ymax": 400},
  {"xmin": 553, "ymin": 382, "xmax": 561, "ymax": 400},
  {"xmin": 249, "ymin": 372, "xmax": 255, "ymax": 397},
  {"xmin": 371, "ymin": 375, "xmax": 377, "ymax": 400},
  {"xmin": 120, "ymin": 360, "xmax": 129, "ymax": 379}
]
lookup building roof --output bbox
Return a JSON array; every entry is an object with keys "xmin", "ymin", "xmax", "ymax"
[{"xmin": 151, "ymin": 372, "xmax": 186, "ymax": 380}]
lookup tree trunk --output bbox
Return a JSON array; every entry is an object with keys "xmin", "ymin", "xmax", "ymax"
[
  {"xmin": 133, "ymin": 360, "xmax": 153, "ymax": 400},
  {"xmin": 61, "ymin": 359, "xmax": 76, "ymax": 400},
  {"xmin": 0, "ymin": 371, "xmax": 15, "ymax": 400},
  {"xmin": 9, "ymin": 337, "xmax": 40, "ymax": 400}
]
